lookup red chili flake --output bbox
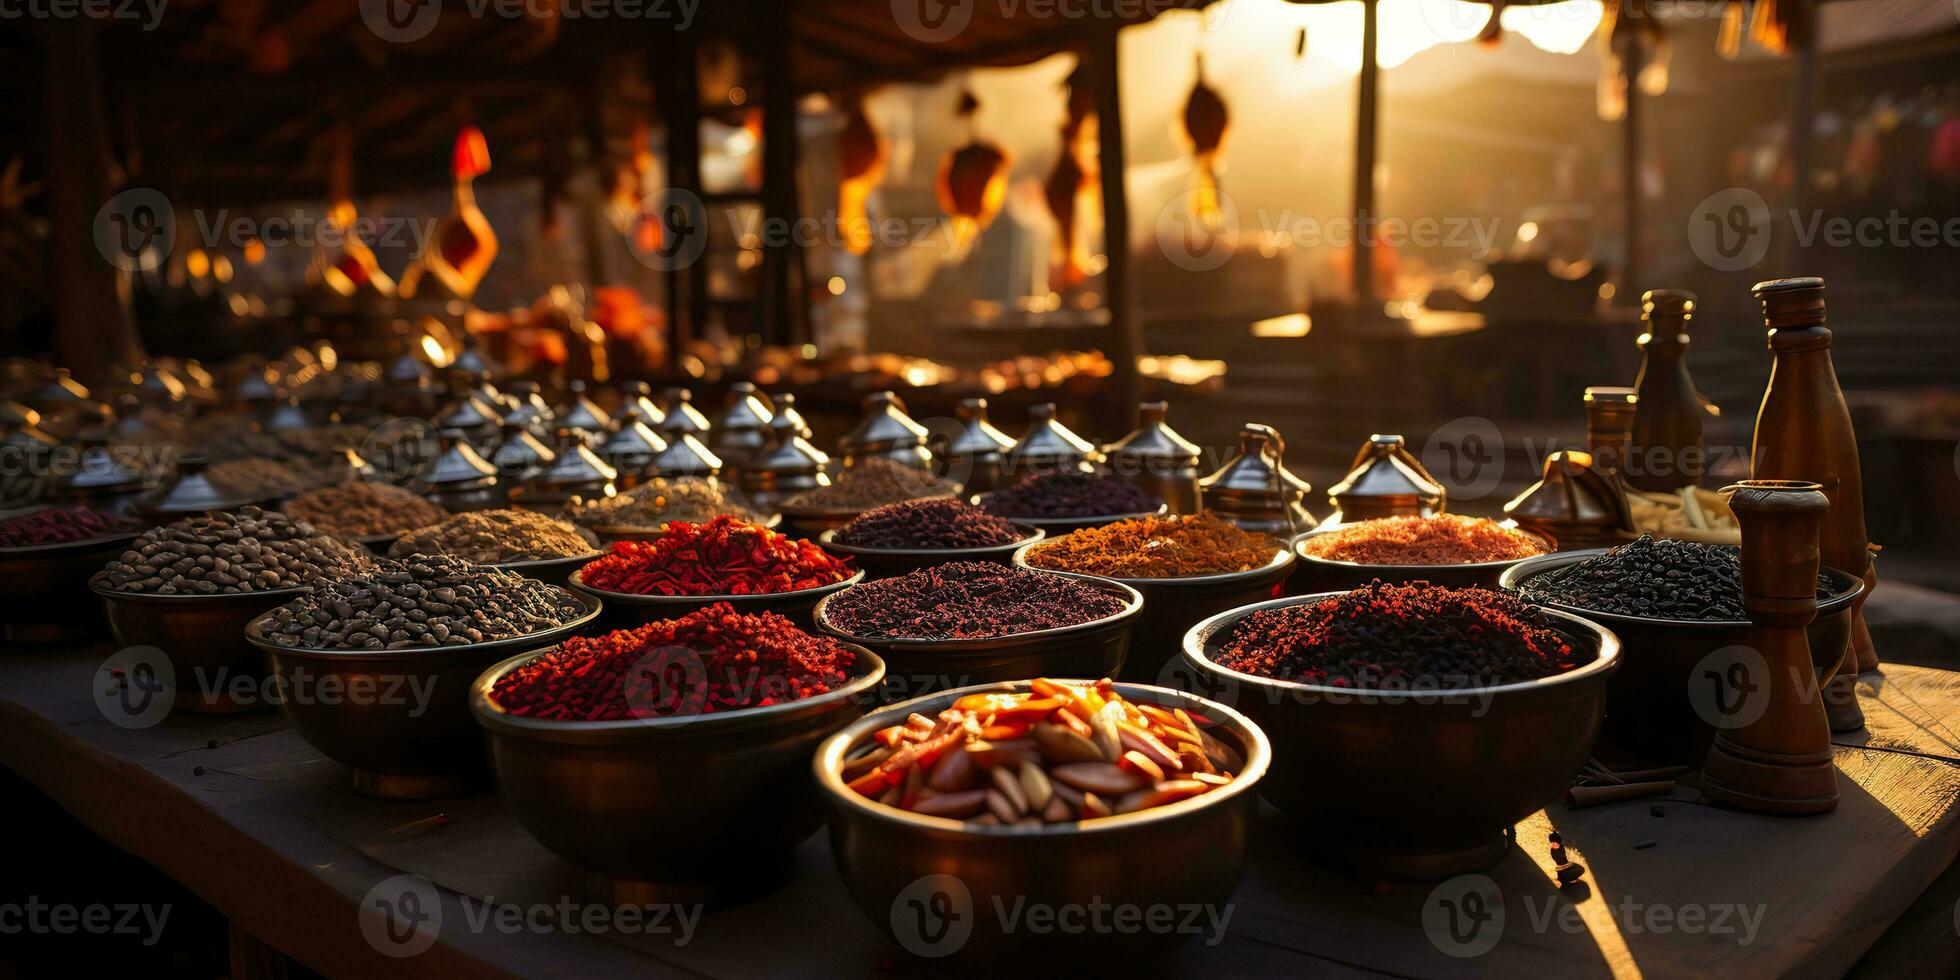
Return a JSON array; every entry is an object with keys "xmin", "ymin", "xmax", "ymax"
[
  {"xmin": 0, "ymin": 506, "xmax": 120, "ymax": 547},
  {"xmin": 579, "ymin": 516, "xmax": 852, "ymax": 596}
]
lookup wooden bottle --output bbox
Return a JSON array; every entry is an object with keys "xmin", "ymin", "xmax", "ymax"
[
  {"xmin": 1583, "ymin": 386, "xmax": 1637, "ymax": 475},
  {"xmin": 1700, "ymin": 480, "xmax": 1838, "ymax": 814},
  {"xmin": 1626, "ymin": 289, "xmax": 1706, "ymax": 492}
]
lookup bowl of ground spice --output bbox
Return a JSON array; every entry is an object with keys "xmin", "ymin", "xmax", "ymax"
[
  {"xmin": 1016, "ymin": 513, "xmax": 1294, "ymax": 684},
  {"xmin": 285, "ymin": 481, "xmax": 451, "ymax": 552},
  {"xmin": 564, "ymin": 476, "xmax": 769, "ymax": 541},
  {"xmin": 244, "ymin": 555, "xmax": 601, "ymax": 799},
  {"xmin": 814, "ymin": 561, "xmax": 1143, "ymax": 696},
  {"xmin": 1290, "ymin": 514, "xmax": 1552, "ymax": 593},
  {"xmin": 1180, "ymin": 583, "xmax": 1618, "ymax": 877},
  {"xmin": 471, "ymin": 605, "xmax": 885, "ymax": 904},
  {"xmin": 778, "ymin": 458, "xmax": 960, "ymax": 536},
  {"xmin": 389, "ymin": 508, "xmax": 601, "ymax": 587},
  {"xmin": 0, "ymin": 506, "xmax": 141, "ymax": 640},
  {"xmin": 1501, "ymin": 537, "xmax": 1864, "ymax": 764},
  {"xmin": 568, "ymin": 515, "xmax": 862, "ymax": 628},
  {"xmin": 977, "ymin": 472, "xmax": 1164, "ymax": 534},
  {"xmin": 819, "ymin": 497, "xmax": 1042, "ymax": 579}
]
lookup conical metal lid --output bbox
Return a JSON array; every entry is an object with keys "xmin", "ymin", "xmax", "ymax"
[
  {"xmin": 426, "ymin": 429, "xmax": 500, "ymax": 488},
  {"xmin": 31, "ymin": 369, "xmax": 100, "ymax": 411},
  {"xmin": 711, "ymin": 382, "xmax": 773, "ymax": 465},
  {"xmin": 652, "ymin": 432, "xmax": 723, "ymax": 478},
  {"xmin": 840, "ymin": 391, "xmax": 927, "ymax": 454},
  {"xmin": 60, "ymin": 436, "xmax": 154, "ymax": 493},
  {"xmin": 1325, "ymin": 434, "xmax": 1444, "ymax": 519},
  {"xmin": 0, "ymin": 400, "xmax": 38, "ymax": 430},
  {"xmin": 133, "ymin": 362, "xmax": 187, "ymax": 405},
  {"xmin": 147, "ymin": 455, "xmax": 259, "ymax": 514},
  {"xmin": 558, "ymin": 381, "xmax": 611, "ymax": 434},
  {"xmin": 2, "ymin": 422, "xmax": 58, "ymax": 453},
  {"xmin": 946, "ymin": 398, "xmax": 1015, "ymax": 456},
  {"xmin": 541, "ymin": 430, "xmax": 618, "ymax": 490},
  {"xmin": 1006, "ymin": 403, "xmax": 1095, "ymax": 464},
  {"xmin": 750, "ymin": 398, "xmax": 830, "ymax": 477},
  {"xmin": 491, "ymin": 422, "xmax": 557, "ymax": 478},
  {"xmin": 435, "ymin": 391, "xmax": 502, "ymax": 433},
  {"xmin": 504, "ymin": 381, "xmax": 556, "ymax": 430},
  {"xmin": 1202, "ymin": 424, "xmax": 1309, "ymax": 496},
  {"xmin": 660, "ymin": 388, "xmax": 713, "ymax": 436},
  {"xmin": 1502, "ymin": 450, "xmax": 1634, "ymax": 542},
  {"xmin": 265, "ymin": 395, "xmax": 311, "ymax": 433},
  {"xmin": 387, "ymin": 353, "xmax": 432, "ymax": 386},
  {"xmin": 1104, "ymin": 401, "xmax": 1198, "ymax": 464},
  {"xmin": 452, "ymin": 340, "xmax": 492, "ymax": 377},
  {"xmin": 615, "ymin": 381, "xmax": 666, "ymax": 429},
  {"xmin": 601, "ymin": 420, "xmax": 669, "ymax": 470},
  {"xmin": 767, "ymin": 392, "xmax": 814, "ymax": 442}
]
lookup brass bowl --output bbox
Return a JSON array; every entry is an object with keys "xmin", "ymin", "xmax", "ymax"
[
  {"xmin": 1500, "ymin": 548, "xmax": 1865, "ymax": 765},
  {"xmin": 567, "ymin": 566, "xmax": 866, "ymax": 632},
  {"xmin": 90, "ymin": 580, "xmax": 311, "ymax": 713},
  {"xmin": 470, "ymin": 643, "xmax": 887, "ymax": 906},
  {"xmin": 1288, "ymin": 527, "xmax": 1554, "ymax": 594},
  {"xmin": 1013, "ymin": 542, "xmax": 1295, "ymax": 685},
  {"xmin": 486, "ymin": 550, "xmax": 603, "ymax": 589},
  {"xmin": 817, "ymin": 525, "xmax": 1045, "ymax": 580},
  {"xmin": 1180, "ymin": 592, "xmax": 1621, "ymax": 877},
  {"xmin": 243, "ymin": 590, "xmax": 603, "ymax": 799},
  {"xmin": 813, "ymin": 571, "xmax": 1142, "ymax": 703},
  {"xmin": 588, "ymin": 512, "xmax": 781, "ymax": 543},
  {"xmin": 972, "ymin": 495, "xmax": 1168, "ymax": 535},
  {"xmin": 0, "ymin": 531, "xmax": 139, "ymax": 641},
  {"xmin": 814, "ymin": 679, "xmax": 1269, "ymax": 965}
]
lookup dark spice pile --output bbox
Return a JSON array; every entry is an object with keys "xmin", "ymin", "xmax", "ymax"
[
  {"xmin": 1300, "ymin": 515, "xmax": 1547, "ymax": 565},
  {"xmin": 1214, "ymin": 583, "xmax": 1579, "ymax": 689},
  {"xmin": 1024, "ymin": 512, "xmax": 1278, "ymax": 578},
  {"xmin": 822, "ymin": 562, "xmax": 1129, "ymax": 640},
  {"xmin": 388, "ymin": 509, "xmax": 594, "ymax": 563},
  {"xmin": 564, "ymin": 476, "xmax": 760, "ymax": 529},
  {"xmin": 208, "ymin": 456, "xmax": 321, "ymax": 500},
  {"xmin": 580, "ymin": 515, "xmax": 853, "ymax": 596},
  {"xmin": 490, "ymin": 604, "xmax": 859, "ymax": 719},
  {"xmin": 833, "ymin": 498, "xmax": 1023, "ymax": 550},
  {"xmin": 784, "ymin": 458, "xmax": 956, "ymax": 510},
  {"xmin": 982, "ymin": 473, "xmax": 1155, "ymax": 519},
  {"xmin": 1517, "ymin": 534, "xmax": 1841, "ymax": 621},
  {"xmin": 286, "ymin": 482, "xmax": 450, "ymax": 537},
  {"xmin": 91, "ymin": 507, "xmax": 371, "ymax": 595},
  {"xmin": 0, "ymin": 506, "xmax": 122, "ymax": 547},
  {"xmin": 258, "ymin": 554, "xmax": 587, "ymax": 649}
]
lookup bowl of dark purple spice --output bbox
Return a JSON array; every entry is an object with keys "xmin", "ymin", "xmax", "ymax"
[
  {"xmin": 0, "ymin": 506, "xmax": 140, "ymax": 640},
  {"xmin": 819, "ymin": 497, "xmax": 1043, "ymax": 579},
  {"xmin": 1501, "ymin": 536, "xmax": 1864, "ymax": 764},
  {"xmin": 1179, "ymin": 583, "xmax": 1620, "ymax": 877},
  {"xmin": 976, "ymin": 472, "xmax": 1164, "ymax": 534},
  {"xmin": 778, "ymin": 459, "xmax": 960, "ymax": 537},
  {"xmin": 813, "ymin": 561, "xmax": 1143, "ymax": 699}
]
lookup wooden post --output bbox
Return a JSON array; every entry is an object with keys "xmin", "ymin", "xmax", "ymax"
[
  {"xmin": 1621, "ymin": 13, "xmax": 1644, "ymax": 298},
  {"xmin": 1090, "ymin": 25, "xmax": 1142, "ymax": 426},
  {"xmin": 1351, "ymin": 0, "xmax": 1379, "ymax": 310},
  {"xmin": 45, "ymin": 21, "xmax": 143, "ymax": 380},
  {"xmin": 1786, "ymin": 12, "xmax": 1817, "ymax": 271},
  {"xmin": 659, "ymin": 34, "xmax": 703, "ymax": 350},
  {"xmin": 759, "ymin": 16, "xmax": 804, "ymax": 348}
]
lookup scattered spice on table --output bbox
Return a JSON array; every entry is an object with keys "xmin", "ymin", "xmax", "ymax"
[
  {"xmin": 285, "ymin": 482, "xmax": 449, "ymax": 538},
  {"xmin": 1213, "ymin": 583, "xmax": 1579, "ymax": 689},
  {"xmin": 91, "ymin": 507, "xmax": 372, "ymax": 594},
  {"xmin": 832, "ymin": 498, "xmax": 1024, "ymax": 550},
  {"xmin": 563, "ymin": 476, "xmax": 759, "ymax": 529},
  {"xmin": 1517, "ymin": 534, "xmax": 1840, "ymax": 621},
  {"xmin": 490, "ymin": 603, "xmax": 858, "ymax": 719},
  {"xmin": 388, "ymin": 509, "xmax": 594, "ymax": 563},
  {"xmin": 1298, "ymin": 515, "xmax": 1548, "ymax": 565},
  {"xmin": 0, "ymin": 506, "xmax": 123, "ymax": 547},
  {"xmin": 579, "ymin": 515, "xmax": 852, "ymax": 596},
  {"xmin": 258, "ymin": 554, "xmax": 587, "ymax": 649},
  {"xmin": 842, "ymin": 678, "xmax": 1241, "ymax": 823},
  {"xmin": 784, "ymin": 458, "xmax": 956, "ymax": 510},
  {"xmin": 982, "ymin": 472, "xmax": 1155, "ymax": 520},
  {"xmin": 821, "ymin": 561, "xmax": 1128, "ymax": 640},
  {"xmin": 1023, "ymin": 512, "xmax": 1278, "ymax": 579}
]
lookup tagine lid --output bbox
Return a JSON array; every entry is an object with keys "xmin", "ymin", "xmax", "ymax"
[
  {"xmin": 1326, "ymin": 434, "xmax": 1443, "ymax": 513},
  {"xmin": 31, "ymin": 369, "xmax": 107, "ymax": 414},
  {"xmin": 946, "ymin": 398, "xmax": 1015, "ymax": 456},
  {"xmin": 1007, "ymin": 402, "xmax": 1096, "ymax": 462},
  {"xmin": 1502, "ymin": 450, "xmax": 1634, "ymax": 533},
  {"xmin": 615, "ymin": 381, "xmax": 667, "ymax": 429},
  {"xmin": 265, "ymin": 395, "xmax": 311, "ymax": 433},
  {"xmin": 1104, "ymin": 401, "xmax": 1199, "ymax": 464},
  {"xmin": 601, "ymin": 419, "xmax": 669, "ymax": 461},
  {"xmin": 542, "ymin": 430, "xmax": 619, "ymax": 486},
  {"xmin": 434, "ymin": 391, "xmax": 501, "ymax": 433},
  {"xmin": 426, "ymin": 429, "xmax": 500, "ymax": 487},
  {"xmin": 717, "ymin": 382, "xmax": 775, "ymax": 432},
  {"xmin": 652, "ymin": 431, "xmax": 723, "ymax": 476},
  {"xmin": 660, "ymin": 388, "xmax": 713, "ymax": 435},
  {"xmin": 1201, "ymin": 423, "xmax": 1311, "ymax": 496},
  {"xmin": 767, "ymin": 392, "xmax": 814, "ymax": 442},
  {"xmin": 841, "ymin": 390, "xmax": 928, "ymax": 452},
  {"xmin": 558, "ymin": 381, "xmax": 611, "ymax": 433},
  {"xmin": 59, "ymin": 431, "xmax": 154, "ymax": 494},
  {"xmin": 148, "ymin": 455, "xmax": 258, "ymax": 514},
  {"xmin": 491, "ymin": 422, "xmax": 558, "ymax": 471},
  {"xmin": 752, "ymin": 405, "xmax": 830, "ymax": 477},
  {"xmin": 504, "ymin": 381, "xmax": 556, "ymax": 430},
  {"xmin": 133, "ymin": 361, "xmax": 188, "ymax": 405},
  {"xmin": 386, "ymin": 352, "xmax": 433, "ymax": 387}
]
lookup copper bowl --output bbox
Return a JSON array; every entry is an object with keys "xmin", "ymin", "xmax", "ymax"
[
  {"xmin": 817, "ymin": 525, "xmax": 1045, "ymax": 580},
  {"xmin": 779, "ymin": 493, "xmax": 957, "ymax": 540},
  {"xmin": 90, "ymin": 581, "xmax": 311, "ymax": 713},
  {"xmin": 1499, "ymin": 548, "xmax": 1865, "ymax": 764},
  {"xmin": 1179, "ymin": 592, "xmax": 1620, "ymax": 877},
  {"xmin": 814, "ymin": 679, "xmax": 1269, "ymax": 965},
  {"xmin": 813, "ymin": 571, "xmax": 1142, "ymax": 703},
  {"xmin": 470, "ymin": 644, "xmax": 886, "ymax": 906},
  {"xmin": 486, "ymin": 550, "xmax": 603, "ymax": 589},
  {"xmin": 972, "ymin": 495, "xmax": 1168, "ymax": 535},
  {"xmin": 243, "ymin": 589, "xmax": 602, "ymax": 799},
  {"xmin": 0, "ymin": 531, "xmax": 139, "ymax": 641},
  {"xmin": 1288, "ymin": 527, "xmax": 1554, "ymax": 594},
  {"xmin": 567, "ymin": 566, "xmax": 866, "ymax": 632}
]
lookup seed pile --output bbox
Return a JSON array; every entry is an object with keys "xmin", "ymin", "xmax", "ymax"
[
  {"xmin": 579, "ymin": 515, "xmax": 853, "ymax": 596},
  {"xmin": 91, "ymin": 507, "xmax": 371, "ymax": 594},
  {"xmin": 784, "ymin": 458, "xmax": 956, "ymax": 510},
  {"xmin": 1024, "ymin": 512, "xmax": 1278, "ymax": 578},
  {"xmin": 0, "ymin": 506, "xmax": 122, "ymax": 547},
  {"xmin": 1214, "ymin": 583, "xmax": 1579, "ymax": 688},
  {"xmin": 388, "ymin": 509, "xmax": 593, "ymax": 563},
  {"xmin": 258, "ymin": 555, "xmax": 587, "ymax": 650},
  {"xmin": 1300, "ymin": 515, "xmax": 1548, "ymax": 565},
  {"xmin": 822, "ymin": 562, "xmax": 1129, "ymax": 640},
  {"xmin": 833, "ymin": 498, "xmax": 1023, "ymax": 550},
  {"xmin": 1517, "ymin": 534, "xmax": 1840, "ymax": 621},
  {"xmin": 286, "ymin": 482, "xmax": 449, "ymax": 537},
  {"xmin": 490, "ymin": 604, "xmax": 859, "ymax": 719},
  {"xmin": 982, "ymin": 473, "xmax": 1155, "ymax": 519},
  {"xmin": 564, "ymin": 476, "xmax": 759, "ymax": 529},
  {"xmin": 208, "ymin": 456, "xmax": 320, "ymax": 499}
]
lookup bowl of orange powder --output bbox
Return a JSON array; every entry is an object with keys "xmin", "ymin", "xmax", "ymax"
[{"xmin": 1290, "ymin": 515, "xmax": 1551, "ymax": 594}]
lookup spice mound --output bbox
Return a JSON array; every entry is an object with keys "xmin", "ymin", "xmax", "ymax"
[
  {"xmin": 844, "ymin": 678, "xmax": 1242, "ymax": 824},
  {"xmin": 579, "ymin": 515, "xmax": 853, "ymax": 596},
  {"xmin": 388, "ymin": 509, "xmax": 594, "ymax": 563},
  {"xmin": 1517, "ymin": 534, "xmax": 1841, "ymax": 622},
  {"xmin": 90, "ymin": 507, "xmax": 372, "ymax": 595},
  {"xmin": 1299, "ymin": 515, "xmax": 1548, "ymax": 565},
  {"xmin": 0, "ymin": 506, "xmax": 123, "ymax": 547},
  {"xmin": 982, "ymin": 472, "xmax": 1155, "ymax": 519},
  {"xmin": 1214, "ymin": 583, "xmax": 1579, "ymax": 689},
  {"xmin": 207, "ymin": 456, "xmax": 321, "ymax": 500},
  {"xmin": 821, "ymin": 561, "xmax": 1129, "ymax": 640},
  {"xmin": 258, "ymin": 554, "xmax": 587, "ymax": 650},
  {"xmin": 564, "ymin": 476, "xmax": 760, "ymax": 529},
  {"xmin": 490, "ymin": 604, "xmax": 859, "ymax": 720},
  {"xmin": 784, "ymin": 458, "xmax": 956, "ymax": 510},
  {"xmin": 286, "ymin": 482, "xmax": 449, "ymax": 538},
  {"xmin": 832, "ymin": 497, "xmax": 1023, "ymax": 550},
  {"xmin": 1024, "ymin": 512, "xmax": 1278, "ymax": 579}
]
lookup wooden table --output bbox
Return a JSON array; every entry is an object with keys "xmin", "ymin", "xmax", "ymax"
[{"xmin": 5, "ymin": 646, "xmax": 1960, "ymax": 978}]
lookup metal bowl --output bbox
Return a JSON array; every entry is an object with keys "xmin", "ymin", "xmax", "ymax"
[
  {"xmin": 351, "ymin": 531, "xmax": 400, "ymax": 555},
  {"xmin": 1179, "ymin": 592, "xmax": 1621, "ymax": 877},
  {"xmin": 243, "ymin": 590, "xmax": 603, "ymax": 799},
  {"xmin": 567, "ymin": 566, "xmax": 866, "ymax": 631},
  {"xmin": 0, "ymin": 531, "xmax": 140, "ymax": 642},
  {"xmin": 818, "ymin": 525, "xmax": 1045, "ymax": 580},
  {"xmin": 1499, "ymin": 548, "xmax": 1866, "ymax": 765},
  {"xmin": 1013, "ymin": 542, "xmax": 1296, "ymax": 685},
  {"xmin": 812, "ymin": 571, "xmax": 1142, "ymax": 702},
  {"xmin": 587, "ymin": 511, "xmax": 782, "ymax": 543},
  {"xmin": 1288, "ymin": 526, "xmax": 1554, "ymax": 594},
  {"xmin": 470, "ymin": 643, "xmax": 887, "ymax": 906},
  {"xmin": 90, "ymin": 580, "xmax": 312, "ymax": 713},
  {"xmin": 972, "ymin": 495, "xmax": 1168, "ymax": 535},
  {"xmin": 776, "ymin": 502, "xmax": 867, "ymax": 539},
  {"xmin": 486, "ymin": 550, "xmax": 603, "ymax": 589},
  {"xmin": 814, "ymin": 679, "xmax": 1269, "ymax": 965}
]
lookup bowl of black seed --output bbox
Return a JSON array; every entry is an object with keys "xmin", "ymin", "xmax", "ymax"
[
  {"xmin": 243, "ymin": 553, "xmax": 600, "ymax": 799},
  {"xmin": 1500, "ymin": 535, "xmax": 1865, "ymax": 764}
]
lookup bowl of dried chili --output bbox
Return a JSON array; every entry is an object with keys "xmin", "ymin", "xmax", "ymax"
[
  {"xmin": 1179, "ymin": 584, "xmax": 1619, "ymax": 878},
  {"xmin": 567, "ymin": 517, "xmax": 863, "ymax": 629},
  {"xmin": 1288, "ymin": 515, "xmax": 1553, "ymax": 595}
]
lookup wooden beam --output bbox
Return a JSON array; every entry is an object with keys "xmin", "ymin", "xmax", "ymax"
[
  {"xmin": 1621, "ymin": 10, "xmax": 1644, "ymax": 297},
  {"xmin": 760, "ymin": 14, "xmax": 804, "ymax": 348},
  {"xmin": 45, "ymin": 20, "xmax": 143, "ymax": 381},
  {"xmin": 1351, "ymin": 0, "xmax": 1379, "ymax": 309},
  {"xmin": 658, "ymin": 34, "xmax": 703, "ymax": 349},
  {"xmin": 1089, "ymin": 26, "xmax": 1141, "ymax": 426}
]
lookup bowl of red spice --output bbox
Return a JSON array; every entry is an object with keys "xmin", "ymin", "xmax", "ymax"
[
  {"xmin": 1289, "ymin": 514, "xmax": 1552, "ymax": 594},
  {"xmin": 1179, "ymin": 583, "xmax": 1619, "ymax": 877},
  {"xmin": 470, "ymin": 604, "xmax": 886, "ymax": 905},
  {"xmin": 568, "ymin": 515, "xmax": 863, "ymax": 629},
  {"xmin": 976, "ymin": 472, "xmax": 1165, "ymax": 534},
  {"xmin": 818, "ymin": 497, "xmax": 1043, "ymax": 579},
  {"xmin": 0, "ymin": 506, "xmax": 140, "ymax": 639}
]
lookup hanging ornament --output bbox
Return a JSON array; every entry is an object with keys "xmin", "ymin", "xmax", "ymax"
[
  {"xmin": 935, "ymin": 88, "xmax": 1011, "ymax": 254},
  {"xmin": 1044, "ymin": 65, "xmax": 1098, "ymax": 291},
  {"xmin": 1476, "ymin": 0, "xmax": 1506, "ymax": 48},
  {"xmin": 1596, "ymin": 5, "xmax": 1668, "ymax": 121},
  {"xmin": 836, "ymin": 90, "xmax": 889, "ymax": 256},
  {"xmin": 1718, "ymin": 0, "xmax": 1807, "ymax": 58},
  {"xmin": 312, "ymin": 125, "xmax": 395, "ymax": 299},
  {"xmin": 419, "ymin": 124, "xmax": 499, "ymax": 302},
  {"xmin": 1180, "ymin": 57, "xmax": 1229, "ymax": 226}
]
